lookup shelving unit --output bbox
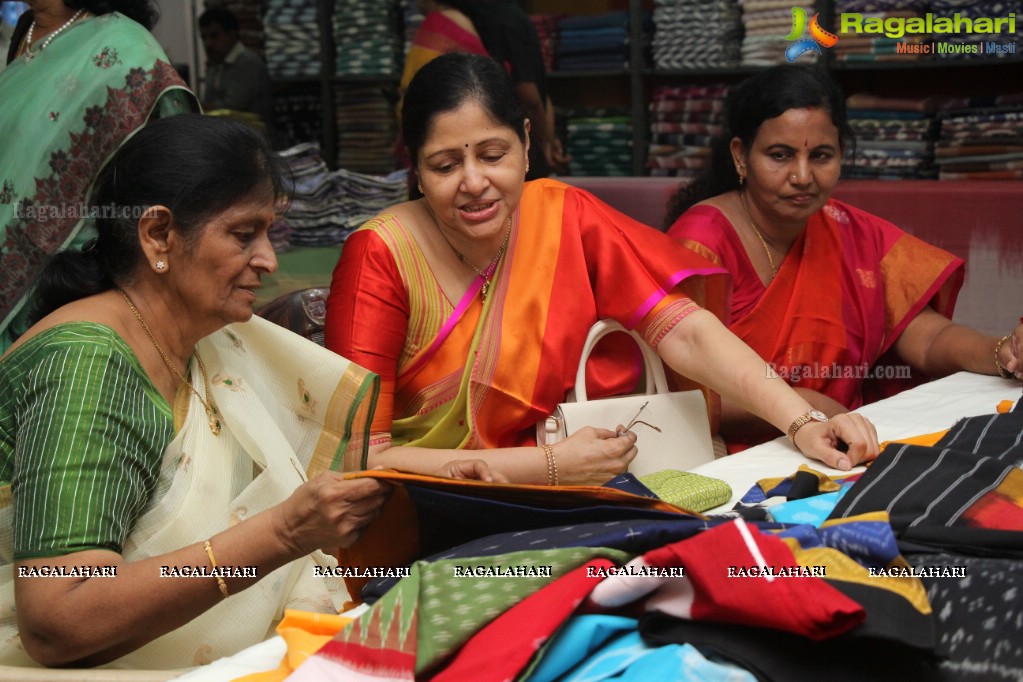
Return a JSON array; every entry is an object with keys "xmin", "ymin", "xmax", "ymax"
[
  {"xmin": 532, "ymin": 0, "xmax": 1023, "ymax": 177},
  {"xmin": 265, "ymin": 0, "xmax": 401, "ymax": 169},
  {"xmin": 262, "ymin": 0, "xmax": 1020, "ymax": 177}
]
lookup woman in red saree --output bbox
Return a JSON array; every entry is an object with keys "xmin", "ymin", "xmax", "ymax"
[
  {"xmin": 327, "ymin": 53, "xmax": 881, "ymax": 482},
  {"xmin": 665, "ymin": 65, "xmax": 1023, "ymax": 450}
]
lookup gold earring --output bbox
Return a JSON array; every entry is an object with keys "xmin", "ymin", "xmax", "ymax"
[{"xmin": 417, "ymin": 181, "xmax": 423, "ymax": 194}]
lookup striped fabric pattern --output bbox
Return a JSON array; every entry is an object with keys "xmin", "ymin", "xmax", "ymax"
[
  {"xmin": 829, "ymin": 406, "xmax": 1023, "ymax": 532},
  {"xmin": 0, "ymin": 322, "xmax": 173, "ymax": 560}
]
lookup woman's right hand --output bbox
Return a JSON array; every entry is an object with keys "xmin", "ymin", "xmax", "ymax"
[
  {"xmin": 273, "ymin": 473, "xmax": 391, "ymax": 556},
  {"xmin": 553, "ymin": 426, "xmax": 638, "ymax": 486}
]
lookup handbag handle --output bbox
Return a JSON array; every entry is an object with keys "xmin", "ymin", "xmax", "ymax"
[{"xmin": 574, "ymin": 319, "xmax": 669, "ymax": 402}]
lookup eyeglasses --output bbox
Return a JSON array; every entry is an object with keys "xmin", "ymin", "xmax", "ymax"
[{"xmin": 615, "ymin": 401, "xmax": 662, "ymax": 437}]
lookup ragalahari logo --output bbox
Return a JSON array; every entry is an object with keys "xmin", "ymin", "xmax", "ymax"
[{"xmin": 785, "ymin": 7, "xmax": 839, "ymax": 62}]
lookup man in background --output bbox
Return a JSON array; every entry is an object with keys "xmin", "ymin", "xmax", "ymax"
[{"xmin": 199, "ymin": 7, "xmax": 273, "ymax": 131}]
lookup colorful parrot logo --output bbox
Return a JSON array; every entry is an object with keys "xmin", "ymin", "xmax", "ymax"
[{"xmin": 785, "ymin": 7, "xmax": 839, "ymax": 62}]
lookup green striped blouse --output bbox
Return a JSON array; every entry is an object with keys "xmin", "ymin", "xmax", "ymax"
[{"xmin": 0, "ymin": 322, "xmax": 174, "ymax": 560}]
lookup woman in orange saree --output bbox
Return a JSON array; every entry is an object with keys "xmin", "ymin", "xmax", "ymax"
[
  {"xmin": 672, "ymin": 200, "xmax": 965, "ymax": 451},
  {"xmin": 665, "ymin": 65, "xmax": 1022, "ymax": 451},
  {"xmin": 328, "ymin": 177, "xmax": 728, "ymax": 453},
  {"xmin": 327, "ymin": 53, "xmax": 883, "ymax": 482}
]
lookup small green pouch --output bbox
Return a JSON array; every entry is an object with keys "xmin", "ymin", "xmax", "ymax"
[{"xmin": 638, "ymin": 469, "xmax": 733, "ymax": 512}]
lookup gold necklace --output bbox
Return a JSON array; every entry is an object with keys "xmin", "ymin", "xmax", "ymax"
[
  {"xmin": 118, "ymin": 288, "xmax": 221, "ymax": 435},
  {"xmin": 429, "ymin": 209, "xmax": 514, "ymax": 301},
  {"xmin": 739, "ymin": 188, "xmax": 778, "ymax": 278}
]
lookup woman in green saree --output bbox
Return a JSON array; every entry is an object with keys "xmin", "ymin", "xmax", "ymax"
[
  {"xmin": 0, "ymin": 115, "xmax": 394, "ymax": 670},
  {"xmin": 0, "ymin": 0, "xmax": 198, "ymax": 352}
]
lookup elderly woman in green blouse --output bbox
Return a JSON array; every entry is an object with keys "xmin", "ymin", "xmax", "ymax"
[{"xmin": 0, "ymin": 115, "xmax": 396, "ymax": 670}]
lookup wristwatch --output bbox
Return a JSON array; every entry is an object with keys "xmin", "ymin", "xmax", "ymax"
[{"xmin": 787, "ymin": 409, "xmax": 828, "ymax": 443}]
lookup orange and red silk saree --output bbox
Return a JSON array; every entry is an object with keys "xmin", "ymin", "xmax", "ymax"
[
  {"xmin": 326, "ymin": 179, "xmax": 729, "ymax": 457},
  {"xmin": 669, "ymin": 198, "xmax": 964, "ymax": 432}
]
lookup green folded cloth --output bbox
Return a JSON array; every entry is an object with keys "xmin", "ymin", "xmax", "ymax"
[{"xmin": 638, "ymin": 469, "xmax": 732, "ymax": 512}]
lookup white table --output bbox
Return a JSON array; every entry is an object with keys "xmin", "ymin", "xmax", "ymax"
[{"xmin": 691, "ymin": 372, "xmax": 1022, "ymax": 514}]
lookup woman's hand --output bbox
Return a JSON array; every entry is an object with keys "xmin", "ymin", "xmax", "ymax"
[
  {"xmin": 792, "ymin": 412, "xmax": 879, "ymax": 471},
  {"xmin": 273, "ymin": 474, "xmax": 391, "ymax": 555},
  {"xmin": 553, "ymin": 426, "xmax": 638, "ymax": 486},
  {"xmin": 442, "ymin": 458, "xmax": 509, "ymax": 482}
]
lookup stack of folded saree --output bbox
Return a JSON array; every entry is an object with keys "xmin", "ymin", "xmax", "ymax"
[
  {"xmin": 935, "ymin": 97, "xmax": 1023, "ymax": 179},
  {"xmin": 264, "ymin": 0, "xmax": 321, "ymax": 79},
  {"xmin": 564, "ymin": 108, "xmax": 633, "ymax": 176},
  {"xmin": 740, "ymin": 0, "xmax": 820, "ymax": 66},
  {"xmin": 843, "ymin": 92, "xmax": 941, "ymax": 180},
  {"xmin": 277, "ymin": 142, "xmax": 407, "ymax": 247},
  {"xmin": 646, "ymin": 85, "xmax": 726, "ymax": 178},
  {"xmin": 333, "ymin": 83, "xmax": 398, "ymax": 175},
  {"xmin": 652, "ymin": 0, "xmax": 741, "ymax": 71},
  {"xmin": 555, "ymin": 12, "xmax": 630, "ymax": 72},
  {"xmin": 333, "ymin": 0, "xmax": 401, "ymax": 78}
]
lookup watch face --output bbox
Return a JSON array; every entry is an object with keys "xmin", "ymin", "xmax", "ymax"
[{"xmin": 809, "ymin": 409, "xmax": 828, "ymax": 422}]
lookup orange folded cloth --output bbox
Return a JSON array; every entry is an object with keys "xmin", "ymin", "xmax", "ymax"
[
  {"xmin": 232, "ymin": 610, "xmax": 358, "ymax": 682},
  {"xmin": 879, "ymin": 429, "xmax": 948, "ymax": 451}
]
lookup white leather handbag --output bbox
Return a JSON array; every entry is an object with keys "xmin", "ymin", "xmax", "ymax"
[{"xmin": 537, "ymin": 319, "xmax": 716, "ymax": 476}]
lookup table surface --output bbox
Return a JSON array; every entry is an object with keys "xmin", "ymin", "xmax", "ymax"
[{"xmin": 691, "ymin": 372, "xmax": 1023, "ymax": 513}]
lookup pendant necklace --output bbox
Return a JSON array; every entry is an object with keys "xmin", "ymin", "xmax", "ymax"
[
  {"xmin": 739, "ymin": 188, "xmax": 779, "ymax": 279},
  {"xmin": 429, "ymin": 207, "xmax": 514, "ymax": 301},
  {"xmin": 118, "ymin": 288, "xmax": 222, "ymax": 435}
]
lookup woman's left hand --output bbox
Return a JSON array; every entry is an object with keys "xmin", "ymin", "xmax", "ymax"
[
  {"xmin": 792, "ymin": 412, "xmax": 879, "ymax": 471},
  {"xmin": 997, "ymin": 322, "xmax": 1022, "ymax": 379}
]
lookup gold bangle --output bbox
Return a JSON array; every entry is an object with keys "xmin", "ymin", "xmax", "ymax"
[
  {"xmin": 541, "ymin": 444, "xmax": 559, "ymax": 486},
  {"xmin": 203, "ymin": 539, "xmax": 230, "ymax": 598},
  {"xmin": 995, "ymin": 335, "xmax": 1014, "ymax": 379}
]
